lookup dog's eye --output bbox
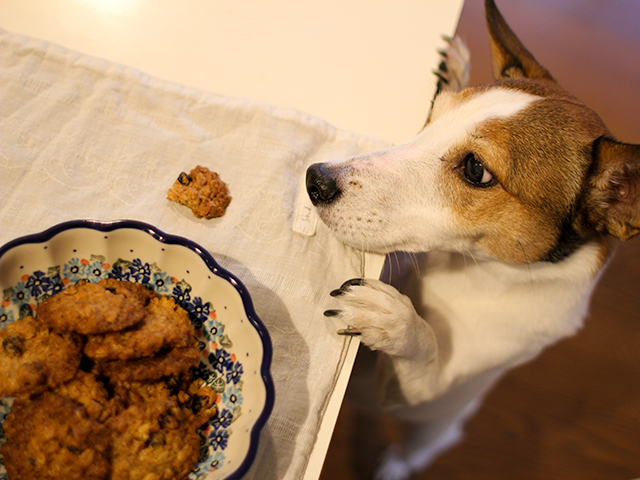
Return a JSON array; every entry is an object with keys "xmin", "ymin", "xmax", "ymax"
[{"xmin": 463, "ymin": 153, "xmax": 494, "ymax": 187}]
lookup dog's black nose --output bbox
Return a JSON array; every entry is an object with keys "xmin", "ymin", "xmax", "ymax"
[{"xmin": 306, "ymin": 163, "xmax": 340, "ymax": 205}]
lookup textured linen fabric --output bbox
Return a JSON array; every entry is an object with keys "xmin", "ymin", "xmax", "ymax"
[{"xmin": 0, "ymin": 28, "xmax": 389, "ymax": 479}]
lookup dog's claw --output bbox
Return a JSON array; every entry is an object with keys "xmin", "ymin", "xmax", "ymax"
[
  {"xmin": 330, "ymin": 278, "xmax": 366, "ymax": 297},
  {"xmin": 341, "ymin": 278, "xmax": 366, "ymax": 289},
  {"xmin": 432, "ymin": 35, "xmax": 470, "ymax": 95},
  {"xmin": 327, "ymin": 279, "xmax": 368, "ymax": 336},
  {"xmin": 337, "ymin": 328, "xmax": 362, "ymax": 336},
  {"xmin": 433, "ymin": 69, "xmax": 448, "ymax": 83}
]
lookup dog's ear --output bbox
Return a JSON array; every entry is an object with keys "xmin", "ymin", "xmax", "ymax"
[
  {"xmin": 485, "ymin": 0, "xmax": 555, "ymax": 82},
  {"xmin": 589, "ymin": 137, "xmax": 640, "ymax": 241}
]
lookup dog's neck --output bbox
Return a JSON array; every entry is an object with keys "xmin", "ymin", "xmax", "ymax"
[{"xmin": 377, "ymin": 239, "xmax": 610, "ymax": 410}]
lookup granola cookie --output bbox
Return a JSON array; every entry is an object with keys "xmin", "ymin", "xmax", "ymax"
[
  {"xmin": 84, "ymin": 295, "xmax": 194, "ymax": 361},
  {"xmin": 167, "ymin": 165, "xmax": 231, "ymax": 219},
  {"xmin": 111, "ymin": 372, "xmax": 218, "ymax": 426},
  {"xmin": 0, "ymin": 316, "xmax": 83, "ymax": 397},
  {"xmin": 178, "ymin": 376, "xmax": 219, "ymax": 427},
  {"xmin": 1, "ymin": 391, "xmax": 111, "ymax": 480},
  {"xmin": 98, "ymin": 345, "xmax": 200, "ymax": 383},
  {"xmin": 108, "ymin": 396, "xmax": 200, "ymax": 480},
  {"xmin": 37, "ymin": 280, "xmax": 148, "ymax": 335},
  {"xmin": 97, "ymin": 277, "xmax": 156, "ymax": 305},
  {"xmin": 53, "ymin": 370, "xmax": 120, "ymax": 422}
]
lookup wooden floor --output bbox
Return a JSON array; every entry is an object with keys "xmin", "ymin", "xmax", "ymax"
[{"xmin": 319, "ymin": 1, "xmax": 640, "ymax": 479}]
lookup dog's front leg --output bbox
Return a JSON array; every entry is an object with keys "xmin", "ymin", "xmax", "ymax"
[{"xmin": 325, "ymin": 278, "xmax": 439, "ymax": 406}]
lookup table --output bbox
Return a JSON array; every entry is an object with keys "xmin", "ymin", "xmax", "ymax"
[
  {"xmin": 1, "ymin": 0, "xmax": 463, "ymax": 146},
  {"xmin": 0, "ymin": 2, "xmax": 463, "ymax": 478}
]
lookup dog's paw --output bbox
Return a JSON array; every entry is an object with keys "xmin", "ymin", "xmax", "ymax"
[
  {"xmin": 324, "ymin": 278, "xmax": 424, "ymax": 357},
  {"xmin": 374, "ymin": 446, "xmax": 411, "ymax": 480},
  {"xmin": 434, "ymin": 35, "xmax": 470, "ymax": 94},
  {"xmin": 374, "ymin": 421, "xmax": 464, "ymax": 480}
]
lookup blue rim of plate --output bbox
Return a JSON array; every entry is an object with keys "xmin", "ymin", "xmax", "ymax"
[{"xmin": 0, "ymin": 219, "xmax": 274, "ymax": 480}]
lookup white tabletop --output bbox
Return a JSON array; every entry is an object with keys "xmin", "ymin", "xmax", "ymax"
[
  {"xmin": 1, "ymin": 0, "xmax": 463, "ymax": 146},
  {"xmin": 0, "ymin": 2, "xmax": 463, "ymax": 478}
]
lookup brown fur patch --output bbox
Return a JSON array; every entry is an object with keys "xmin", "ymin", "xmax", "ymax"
[{"xmin": 440, "ymin": 86, "xmax": 610, "ymax": 264}]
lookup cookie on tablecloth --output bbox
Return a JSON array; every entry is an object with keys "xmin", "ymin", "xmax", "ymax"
[{"xmin": 167, "ymin": 165, "xmax": 231, "ymax": 218}]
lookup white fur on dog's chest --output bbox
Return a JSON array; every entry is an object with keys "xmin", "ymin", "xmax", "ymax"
[{"xmin": 412, "ymin": 243, "xmax": 602, "ymax": 391}]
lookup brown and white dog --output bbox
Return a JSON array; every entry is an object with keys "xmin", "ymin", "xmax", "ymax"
[{"xmin": 306, "ymin": 1, "xmax": 640, "ymax": 478}]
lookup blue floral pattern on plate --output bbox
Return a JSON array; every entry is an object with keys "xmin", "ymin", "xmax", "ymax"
[{"xmin": 0, "ymin": 220, "xmax": 274, "ymax": 480}]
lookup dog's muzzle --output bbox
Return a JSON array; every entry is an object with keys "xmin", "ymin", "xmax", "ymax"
[{"xmin": 306, "ymin": 163, "xmax": 341, "ymax": 205}]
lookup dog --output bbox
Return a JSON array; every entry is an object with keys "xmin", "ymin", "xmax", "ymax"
[{"xmin": 305, "ymin": 0, "xmax": 640, "ymax": 478}]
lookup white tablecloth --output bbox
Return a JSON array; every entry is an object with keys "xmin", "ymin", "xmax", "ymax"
[{"xmin": 0, "ymin": 28, "xmax": 389, "ymax": 479}]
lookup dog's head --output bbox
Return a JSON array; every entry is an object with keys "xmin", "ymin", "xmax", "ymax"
[{"xmin": 306, "ymin": 0, "xmax": 640, "ymax": 264}]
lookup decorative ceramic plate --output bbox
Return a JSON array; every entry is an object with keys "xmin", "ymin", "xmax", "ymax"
[{"xmin": 0, "ymin": 219, "xmax": 274, "ymax": 480}]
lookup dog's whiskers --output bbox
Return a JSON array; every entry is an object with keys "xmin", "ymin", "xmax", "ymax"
[
  {"xmin": 463, "ymin": 249, "xmax": 480, "ymax": 294},
  {"xmin": 393, "ymin": 251, "xmax": 403, "ymax": 279},
  {"xmin": 461, "ymin": 250, "xmax": 469, "ymax": 295},
  {"xmin": 406, "ymin": 251, "xmax": 422, "ymax": 280},
  {"xmin": 517, "ymin": 239, "xmax": 535, "ymax": 294},
  {"xmin": 461, "ymin": 248, "xmax": 481, "ymax": 270}
]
